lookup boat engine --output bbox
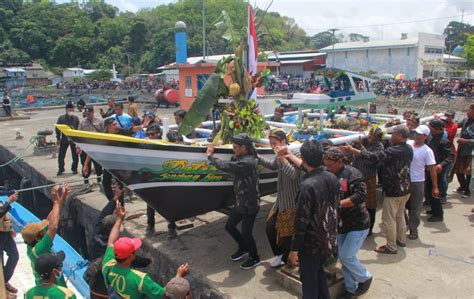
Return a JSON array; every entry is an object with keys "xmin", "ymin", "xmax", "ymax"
[{"xmin": 33, "ymin": 130, "xmax": 57, "ymax": 157}]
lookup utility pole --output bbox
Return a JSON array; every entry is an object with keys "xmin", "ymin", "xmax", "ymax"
[
  {"xmin": 329, "ymin": 28, "xmax": 338, "ymax": 69},
  {"xmin": 461, "ymin": 9, "xmax": 464, "ymax": 23},
  {"xmin": 202, "ymin": 0, "xmax": 206, "ymax": 60},
  {"xmin": 381, "ymin": 24, "xmax": 384, "ymax": 40}
]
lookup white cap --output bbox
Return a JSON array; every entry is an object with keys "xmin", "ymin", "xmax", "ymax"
[{"xmin": 414, "ymin": 125, "xmax": 430, "ymax": 136}]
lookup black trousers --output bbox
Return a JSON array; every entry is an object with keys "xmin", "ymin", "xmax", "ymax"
[
  {"xmin": 3, "ymin": 105, "xmax": 12, "ymax": 116},
  {"xmin": 0, "ymin": 232, "xmax": 19, "ymax": 283},
  {"xmin": 102, "ymin": 170, "xmax": 123, "ymax": 205},
  {"xmin": 368, "ymin": 208, "xmax": 376, "ymax": 233},
  {"xmin": 58, "ymin": 141, "xmax": 78, "ymax": 172},
  {"xmin": 298, "ymin": 252, "xmax": 330, "ymax": 299},
  {"xmin": 146, "ymin": 206, "xmax": 176, "ymax": 230},
  {"xmin": 225, "ymin": 209, "xmax": 259, "ymax": 260},
  {"xmin": 456, "ymin": 174, "xmax": 472, "ymax": 193},
  {"xmin": 266, "ymin": 212, "xmax": 291, "ymax": 262},
  {"xmin": 425, "ymin": 169, "xmax": 444, "ymax": 218},
  {"xmin": 80, "ymin": 152, "xmax": 103, "ymax": 184}
]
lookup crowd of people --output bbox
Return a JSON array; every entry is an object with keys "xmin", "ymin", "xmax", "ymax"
[
  {"xmin": 1, "ymin": 96, "xmax": 473, "ymax": 298},
  {"xmin": 373, "ymin": 78, "xmax": 474, "ymax": 98},
  {"xmin": 56, "ymin": 77, "xmax": 178, "ymax": 94}
]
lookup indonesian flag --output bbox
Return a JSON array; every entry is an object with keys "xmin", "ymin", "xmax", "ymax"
[{"xmin": 247, "ymin": 3, "xmax": 258, "ymax": 100}]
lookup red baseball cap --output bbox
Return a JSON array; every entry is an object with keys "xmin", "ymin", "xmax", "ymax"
[{"xmin": 113, "ymin": 237, "xmax": 142, "ymax": 259}]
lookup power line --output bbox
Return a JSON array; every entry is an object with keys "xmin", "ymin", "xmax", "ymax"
[{"xmin": 305, "ymin": 12, "xmax": 474, "ymax": 31}]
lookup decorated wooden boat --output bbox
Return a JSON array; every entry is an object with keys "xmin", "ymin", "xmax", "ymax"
[{"xmin": 55, "ymin": 125, "xmax": 277, "ymax": 222}]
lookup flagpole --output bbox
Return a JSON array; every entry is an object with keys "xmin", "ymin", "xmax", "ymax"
[{"xmin": 202, "ymin": 0, "xmax": 206, "ymax": 59}]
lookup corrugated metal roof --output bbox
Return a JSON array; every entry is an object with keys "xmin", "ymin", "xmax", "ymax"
[
  {"xmin": 268, "ymin": 52, "xmax": 325, "ymax": 60},
  {"xmin": 5, "ymin": 67, "xmax": 26, "ymax": 72},
  {"xmin": 443, "ymin": 54, "xmax": 466, "ymax": 63},
  {"xmin": 280, "ymin": 59, "xmax": 313, "ymax": 65},
  {"xmin": 320, "ymin": 38, "xmax": 418, "ymax": 51}
]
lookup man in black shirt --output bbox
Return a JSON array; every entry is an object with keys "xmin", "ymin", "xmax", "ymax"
[
  {"xmin": 342, "ymin": 125, "xmax": 413, "ymax": 254},
  {"xmin": 425, "ymin": 119, "xmax": 455, "ymax": 221},
  {"xmin": 206, "ymin": 134, "xmax": 261, "ymax": 270},
  {"xmin": 288, "ymin": 140, "xmax": 339, "ymax": 299},
  {"xmin": 323, "ymin": 147, "xmax": 372, "ymax": 299},
  {"xmin": 55, "ymin": 103, "xmax": 80, "ymax": 176}
]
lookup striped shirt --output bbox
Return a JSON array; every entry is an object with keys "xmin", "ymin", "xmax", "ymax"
[
  {"xmin": 352, "ymin": 141, "xmax": 384, "ymax": 180},
  {"xmin": 258, "ymin": 149, "xmax": 303, "ymax": 212}
]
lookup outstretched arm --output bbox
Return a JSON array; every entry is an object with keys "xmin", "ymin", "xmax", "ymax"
[
  {"xmin": 47, "ymin": 184, "xmax": 69, "ymax": 241},
  {"xmin": 107, "ymin": 201, "xmax": 127, "ymax": 247}
]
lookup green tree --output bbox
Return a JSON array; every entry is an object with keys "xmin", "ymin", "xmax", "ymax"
[
  {"xmin": 348, "ymin": 33, "xmax": 369, "ymax": 42},
  {"xmin": 311, "ymin": 31, "xmax": 343, "ymax": 49},
  {"xmin": 463, "ymin": 34, "xmax": 474, "ymax": 66},
  {"xmin": 443, "ymin": 21, "xmax": 474, "ymax": 50}
]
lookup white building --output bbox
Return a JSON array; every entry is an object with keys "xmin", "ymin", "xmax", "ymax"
[
  {"xmin": 62, "ymin": 68, "xmax": 97, "ymax": 82},
  {"xmin": 320, "ymin": 33, "xmax": 465, "ymax": 79}
]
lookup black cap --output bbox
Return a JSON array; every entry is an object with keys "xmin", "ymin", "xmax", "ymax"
[
  {"xmin": 104, "ymin": 117, "xmax": 115, "ymax": 127},
  {"xmin": 445, "ymin": 110, "xmax": 455, "ymax": 117},
  {"xmin": 85, "ymin": 106, "xmax": 94, "ymax": 113},
  {"xmin": 429, "ymin": 119, "xmax": 445, "ymax": 130},
  {"xmin": 131, "ymin": 116, "xmax": 141, "ymax": 126},
  {"xmin": 35, "ymin": 251, "xmax": 65, "ymax": 278},
  {"xmin": 66, "ymin": 103, "xmax": 74, "ymax": 109}
]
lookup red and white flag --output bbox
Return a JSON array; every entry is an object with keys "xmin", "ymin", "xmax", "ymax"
[{"xmin": 247, "ymin": 3, "xmax": 258, "ymax": 100}]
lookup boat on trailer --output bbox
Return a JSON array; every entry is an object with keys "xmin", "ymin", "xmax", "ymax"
[{"xmin": 55, "ymin": 70, "xmax": 379, "ymax": 223}]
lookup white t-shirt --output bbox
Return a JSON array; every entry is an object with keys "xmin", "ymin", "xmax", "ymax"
[{"xmin": 408, "ymin": 140, "xmax": 436, "ymax": 182}]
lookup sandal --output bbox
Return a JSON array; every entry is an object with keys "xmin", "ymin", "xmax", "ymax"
[
  {"xmin": 374, "ymin": 245, "xmax": 397, "ymax": 254},
  {"xmin": 408, "ymin": 231, "xmax": 418, "ymax": 240}
]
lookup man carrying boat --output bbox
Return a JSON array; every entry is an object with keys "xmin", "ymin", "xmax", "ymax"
[
  {"xmin": 206, "ymin": 133, "xmax": 261, "ymax": 270},
  {"xmin": 257, "ymin": 128, "xmax": 302, "ymax": 267},
  {"xmin": 0, "ymin": 191, "xmax": 19, "ymax": 295},
  {"xmin": 102, "ymin": 201, "xmax": 190, "ymax": 298},
  {"xmin": 24, "ymin": 251, "xmax": 76, "ymax": 299},
  {"xmin": 55, "ymin": 103, "xmax": 80, "ymax": 176},
  {"xmin": 21, "ymin": 184, "xmax": 69, "ymax": 286},
  {"xmin": 288, "ymin": 140, "xmax": 339, "ymax": 299}
]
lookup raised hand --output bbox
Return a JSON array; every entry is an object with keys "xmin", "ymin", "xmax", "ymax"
[
  {"xmin": 7, "ymin": 192, "xmax": 18, "ymax": 204},
  {"xmin": 115, "ymin": 200, "xmax": 127, "ymax": 221},
  {"xmin": 176, "ymin": 263, "xmax": 190, "ymax": 277}
]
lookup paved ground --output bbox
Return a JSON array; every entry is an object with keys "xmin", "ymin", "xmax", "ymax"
[{"xmin": 0, "ymin": 105, "xmax": 473, "ymax": 298}]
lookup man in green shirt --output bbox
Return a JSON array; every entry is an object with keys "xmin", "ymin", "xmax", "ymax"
[
  {"xmin": 21, "ymin": 184, "xmax": 69, "ymax": 286},
  {"xmin": 102, "ymin": 201, "xmax": 189, "ymax": 298},
  {"xmin": 24, "ymin": 251, "xmax": 76, "ymax": 299}
]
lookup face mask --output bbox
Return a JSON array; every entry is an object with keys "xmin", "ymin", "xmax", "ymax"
[
  {"xmin": 54, "ymin": 269, "xmax": 62, "ymax": 279},
  {"xmin": 67, "ymin": 111, "xmax": 73, "ymax": 116}
]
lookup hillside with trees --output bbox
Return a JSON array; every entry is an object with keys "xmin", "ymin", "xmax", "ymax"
[{"xmin": 0, "ymin": 0, "xmax": 311, "ymax": 74}]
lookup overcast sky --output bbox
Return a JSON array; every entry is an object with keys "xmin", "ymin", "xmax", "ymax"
[{"xmin": 67, "ymin": 0, "xmax": 473, "ymax": 40}]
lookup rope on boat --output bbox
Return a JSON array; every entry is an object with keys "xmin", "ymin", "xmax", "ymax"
[
  {"xmin": 9, "ymin": 176, "xmax": 102, "ymax": 193},
  {"xmin": 0, "ymin": 136, "xmax": 38, "ymax": 168}
]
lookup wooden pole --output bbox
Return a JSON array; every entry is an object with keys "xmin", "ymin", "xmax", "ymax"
[{"xmin": 0, "ymin": 260, "xmax": 6, "ymax": 299}]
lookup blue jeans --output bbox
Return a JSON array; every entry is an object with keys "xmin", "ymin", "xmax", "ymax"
[{"xmin": 338, "ymin": 229, "xmax": 372, "ymax": 293}]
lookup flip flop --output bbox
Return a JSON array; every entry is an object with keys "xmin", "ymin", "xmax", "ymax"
[
  {"xmin": 408, "ymin": 231, "xmax": 418, "ymax": 240},
  {"xmin": 374, "ymin": 245, "xmax": 397, "ymax": 254}
]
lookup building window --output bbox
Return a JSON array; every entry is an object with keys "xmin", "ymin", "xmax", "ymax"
[
  {"xmin": 388, "ymin": 49, "xmax": 391, "ymax": 57},
  {"xmin": 407, "ymin": 48, "xmax": 410, "ymax": 56},
  {"xmin": 424, "ymin": 47, "xmax": 443, "ymax": 54},
  {"xmin": 185, "ymin": 76, "xmax": 192, "ymax": 88},
  {"xmin": 366, "ymin": 50, "xmax": 369, "ymax": 58}
]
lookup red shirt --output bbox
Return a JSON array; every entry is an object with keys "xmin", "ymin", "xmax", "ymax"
[{"xmin": 444, "ymin": 121, "xmax": 458, "ymax": 154}]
